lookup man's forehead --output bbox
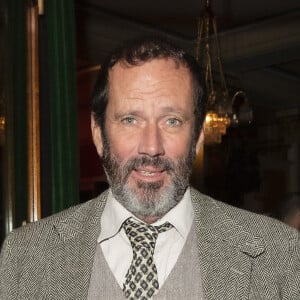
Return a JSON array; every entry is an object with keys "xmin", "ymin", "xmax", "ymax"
[
  {"xmin": 106, "ymin": 58, "xmax": 193, "ymax": 101},
  {"xmin": 103, "ymin": 58, "xmax": 195, "ymax": 117},
  {"xmin": 107, "ymin": 59, "xmax": 192, "ymax": 98}
]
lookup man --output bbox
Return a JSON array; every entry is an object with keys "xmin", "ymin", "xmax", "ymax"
[{"xmin": 1, "ymin": 37, "xmax": 299, "ymax": 299}]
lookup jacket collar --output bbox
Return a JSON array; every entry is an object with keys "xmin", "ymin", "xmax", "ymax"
[{"xmin": 55, "ymin": 188, "xmax": 265, "ymax": 256}]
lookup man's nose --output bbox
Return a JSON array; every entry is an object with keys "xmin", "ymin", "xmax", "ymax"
[{"xmin": 138, "ymin": 123, "xmax": 165, "ymax": 157}]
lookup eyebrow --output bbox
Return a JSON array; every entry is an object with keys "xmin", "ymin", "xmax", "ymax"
[
  {"xmin": 114, "ymin": 107, "xmax": 186, "ymax": 117},
  {"xmin": 113, "ymin": 110, "xmax": 140, "ymax": 118}
]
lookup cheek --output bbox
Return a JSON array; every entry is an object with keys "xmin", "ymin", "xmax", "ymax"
[
  {"xmin": 107, "ymin": 132, "xmax": 138, "ymax": 161},
  {"xmin": 164, "ymin": 134, "xmax": 192, "ymax": 159}
]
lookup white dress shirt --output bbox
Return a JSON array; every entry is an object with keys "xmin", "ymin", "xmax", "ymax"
[{"xmin": 98, "ymin": 188, "xmax": 194, "ymax": 289}]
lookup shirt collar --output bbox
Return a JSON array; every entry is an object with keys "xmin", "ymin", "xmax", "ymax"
[
  {"xmin": 152, "ymin": 188, "xmax": 194, "ymax": 238},
  {"xmin": 98, "ymin": 187, "xmax": 194, "ymax": 243},
  {"xmin": 98, "ymin": 189, "xmax": 132, "ymax": 243}
]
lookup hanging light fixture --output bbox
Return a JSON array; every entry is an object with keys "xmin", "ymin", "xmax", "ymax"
[{"xmin": 195, "ymin": 0, "xmax": 252, "ymax": 144}]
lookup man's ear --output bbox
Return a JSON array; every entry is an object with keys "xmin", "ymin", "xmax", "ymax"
[
  {"xmin": 195, "ymin": 129, "xmax": 204, "ymax": 155},
  {"xmin": 91, "ymin": 114, "xmax": 103, "ymax": 157}
]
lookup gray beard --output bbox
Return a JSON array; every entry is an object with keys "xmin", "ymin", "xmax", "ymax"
[
  {"xmin": 101, "ymin": 135, "xmax": 196, "ymax": 219},
  {"xmin": 117, "ymin": 180, "xmax": 179, "ymax": 218}
]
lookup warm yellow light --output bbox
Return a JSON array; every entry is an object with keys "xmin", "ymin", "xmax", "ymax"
[
  {"xmin": 0, "ymin": 116, "xmax": 5, "ymax": 145},
  {"xmin": 0, "ymin": 116, "xmax": 5, "ymax": 131},
  {"xmin": 204, "ymin": 112, "xmax": 231, "ymax": 144}
]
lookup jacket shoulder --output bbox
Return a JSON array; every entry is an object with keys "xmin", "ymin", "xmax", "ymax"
[
  {"xmin": 190, "ymin": 187, "xmax": 299, "ymax": 246},
  {"xmin": 1, "ymin": 191, "xmax": 108, "ymax": 253}
]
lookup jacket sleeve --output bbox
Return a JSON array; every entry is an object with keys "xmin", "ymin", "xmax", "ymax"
[
  {"xmin": 0, "ymin": 231, "xmax": 19, "ymax": 300},
  {"xmin": 285, "ymin": 233, "xmax": 300, "ymax": 299}
]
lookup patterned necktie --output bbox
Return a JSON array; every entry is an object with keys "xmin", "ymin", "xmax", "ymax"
[{"xmin": 122, "ymin": 218, "xmax": 173, "ymax": 299}]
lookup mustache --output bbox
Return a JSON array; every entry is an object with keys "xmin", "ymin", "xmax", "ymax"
[{"xmin": 124, "ymin": 156, "xmax": 175, "ymax": 173}]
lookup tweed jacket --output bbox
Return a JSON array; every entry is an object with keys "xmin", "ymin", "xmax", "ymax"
[{"xmin": 1, "ymin": 188, "xmax": 299, "ymax": 299}]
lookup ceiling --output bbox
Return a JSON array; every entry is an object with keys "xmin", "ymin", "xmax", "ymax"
[{"xmin": 75, "ymin": 0, "xmax": 300, "ymax": 114}]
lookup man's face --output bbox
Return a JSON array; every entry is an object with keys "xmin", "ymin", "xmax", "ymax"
[{"xmin": 92, "ymin": 59, "xmax": 203, "ymax": 223}]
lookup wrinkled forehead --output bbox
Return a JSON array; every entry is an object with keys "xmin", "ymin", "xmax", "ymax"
[
  {"xmin": 111, "ymin": 58, "xmax": 192, "ymax": 94},
  {"xmin": 103, "ymin": 59, "xmax": 195, "ymax": 124},
  {"xmin": 107, "ymin": 58, "xmax": 193, "ymax": 94}
]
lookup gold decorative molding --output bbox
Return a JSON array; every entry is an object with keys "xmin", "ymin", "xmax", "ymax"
[{"xmin": 26, "ymin": 2, "xmax": 41, "ymax": 222}]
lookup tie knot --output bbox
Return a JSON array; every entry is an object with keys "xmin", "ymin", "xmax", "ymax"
[{"xmin": 123, "ymin": 218, "xmax": 172, "ymax": 250}]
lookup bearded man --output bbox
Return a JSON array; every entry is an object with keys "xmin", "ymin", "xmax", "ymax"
[{"xmin": 1, "ymin": 37, "xmax": 299, "ymax": 300}]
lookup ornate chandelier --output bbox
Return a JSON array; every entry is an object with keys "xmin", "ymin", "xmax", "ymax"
[{"xmin": 195, "ymin": 0, "xmax": 252, "ymax": 144}]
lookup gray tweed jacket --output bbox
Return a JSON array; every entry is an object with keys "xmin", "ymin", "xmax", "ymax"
[{"xmin": 1, "ymin": 188, "xmax": 299, "ymax": 299}]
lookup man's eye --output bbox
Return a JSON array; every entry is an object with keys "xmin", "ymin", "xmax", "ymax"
[
  {"xmin": 121, "ymin": 117, "xmax": 136, "ymax": 125},
  {"xmin": 166, "ymin": 118, "xmax": 181, "ymax": 127}
]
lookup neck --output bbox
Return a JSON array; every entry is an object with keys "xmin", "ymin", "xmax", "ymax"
[{"xmin": 134, "ymin": 214, "xmax": 161, "ymax": 224}]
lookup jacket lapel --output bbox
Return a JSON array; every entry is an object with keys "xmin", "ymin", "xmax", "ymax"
[
  {"xmin": 191, "ymin": 189, "xmax": 265, "ymax": 300},
  {"xmin": 48, "ymin": 192, "xmax": 107, "ymax": 299}
]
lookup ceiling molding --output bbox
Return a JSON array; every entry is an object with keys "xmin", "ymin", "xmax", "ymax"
[{"xmin": 76, "ymin": 4, "xmax": 300, "ymax": 70}]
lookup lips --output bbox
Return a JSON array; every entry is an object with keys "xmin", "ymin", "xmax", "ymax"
[
  {"xmin": 132, "ymin": 167, "xmax": 166, "ymax": 181},
  {"xmin": 139, "ymin": 170, "xmax": 159, "ymax": 176},
  {"xmin": 123, "ymin": 156, "xmax": 174, "ymax": 183}
]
